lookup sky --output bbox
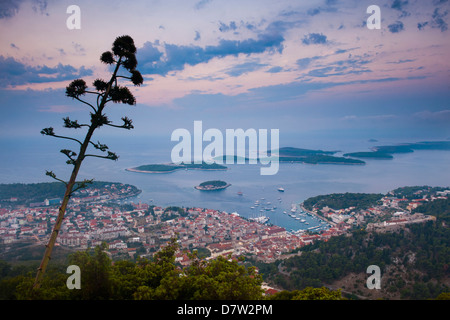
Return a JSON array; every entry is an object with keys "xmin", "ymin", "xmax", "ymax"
[{"xmin": 0, "ymin": 0, "xmax": 449, "ymax": 151}]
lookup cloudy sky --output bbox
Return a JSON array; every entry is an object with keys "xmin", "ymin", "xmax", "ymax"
[{"xmin": 0, "ymin": 0, "xmax": 449, "ymax": 148}]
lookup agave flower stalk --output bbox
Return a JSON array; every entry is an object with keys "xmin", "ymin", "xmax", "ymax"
[{"xmin": 33, "ymin": 35, "xmax": 143, "ymax": 290}]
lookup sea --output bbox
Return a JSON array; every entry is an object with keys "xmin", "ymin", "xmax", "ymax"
[{"xmin": 1, "ymin": 134, "xmax": 450, "ymax": 233}]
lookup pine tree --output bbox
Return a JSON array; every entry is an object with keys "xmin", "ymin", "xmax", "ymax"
[{"xmin": 33, "ymin": 35, "xmax": 143, "ymax": 290}]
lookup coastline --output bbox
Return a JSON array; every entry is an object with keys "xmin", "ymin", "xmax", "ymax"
[{"xmin": 300, "ymin": 203, "xmax": 337, "ymax": 227}]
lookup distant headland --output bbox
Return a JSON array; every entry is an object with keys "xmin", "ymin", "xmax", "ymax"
[{"xmin": 343, "ymin": 140, "xmax": 450, "ymax": 160}]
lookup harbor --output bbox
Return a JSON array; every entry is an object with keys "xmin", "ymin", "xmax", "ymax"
[
  {"xmin": 243, "ymin": 187, "xmax": 332, "ymax": 234},
  {"xmin": 286, "ymin": 202, "xmax": 333, "ymax": 234}
]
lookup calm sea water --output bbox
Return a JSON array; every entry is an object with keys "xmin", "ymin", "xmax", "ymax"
[{"xmin": 1, "ymin": 135, "xmax": 450, "ymax": 232}]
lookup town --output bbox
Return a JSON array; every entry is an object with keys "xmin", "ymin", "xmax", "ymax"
[{"xmin": 0, "ymin": 184, "xmax": 447, "ymax": 264}]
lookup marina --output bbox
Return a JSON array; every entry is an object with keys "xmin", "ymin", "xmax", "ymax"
[{"xmin": 241, "ymin": 192, "xmax": 332, "ymax": 234}]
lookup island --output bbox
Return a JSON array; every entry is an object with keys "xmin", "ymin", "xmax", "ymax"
[
  {"xmin": 213, "ymin": 147, "xmax": 365, "ymax": 165},
  {"xmin": 126, "ymin": 162, "xmax": 227, "ymax": 173},
  {"xmin": 195, "ymin": 180, "xmax": 231, "ymax": 191},
  {"xmin": 343, "ymin": 151, "xmax": 393, "ymax": 160},
  {"xmin": 343, "ymin": 141, "xmax": 450, "ymax": 160},
  {"xmin": 366, "ymin": 141, "xmax": 450, "ymax": 155},
  {"xmin": 276, "ymin": 147, "xmax": 365, "ymax": 165}
]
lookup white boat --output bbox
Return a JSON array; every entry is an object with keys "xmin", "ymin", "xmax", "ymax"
[{"xmin": 278, "ymin": 187, "xmax": 285, "ymax": 192}]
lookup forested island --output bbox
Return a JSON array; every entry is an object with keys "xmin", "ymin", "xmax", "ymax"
[
  {"xmin": 343, "ymin": 140, "xmax": 450, "ymax": 160},
  {"xmin": 214, "ymin": 147, "xmax": 365, "ymax": 165},
  {"xmin": 212, "ymin": 147, "xmax": 365, "ymax": 165},
  {"xmin": 195, "ymin": 180, "xmax": 230, "ymax": 191},
  {"xmin": 127, "ymin": 162, "xmax": 227, "ymax": 173},
  {"xmin": 343, "ymin": 151, "xmax": 393, "ymax": 159},
  {"xmin": 276, "ymin": 147, "xmax": 365, "ymax": 165},
  {"xmin": 375, "ymin": 141, "xmax": 450, "ymax": 153}
]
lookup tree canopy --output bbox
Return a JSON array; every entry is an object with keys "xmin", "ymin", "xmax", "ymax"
[{"xmin": 5, "ymin": 239, "xmax": 266, "ymax": 300}]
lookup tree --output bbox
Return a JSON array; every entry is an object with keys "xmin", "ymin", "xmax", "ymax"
[
  {"xmin": 132, "ymin": 243, "xmax": 264, "ymax": 300},
  {"xmin": 180, "ymin": 254, "xmax": 264, "ymax": 300},
  {"xmin": 33, "ymin": 35, "xmax": 143, "ymax": 290},
  {"xmin": 68, "ymin": 244, "xmax": 113, "ymax": 300},
  {"xmin": 268, "ymin": 287, "xmax": 344, "ymax": 300}
]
